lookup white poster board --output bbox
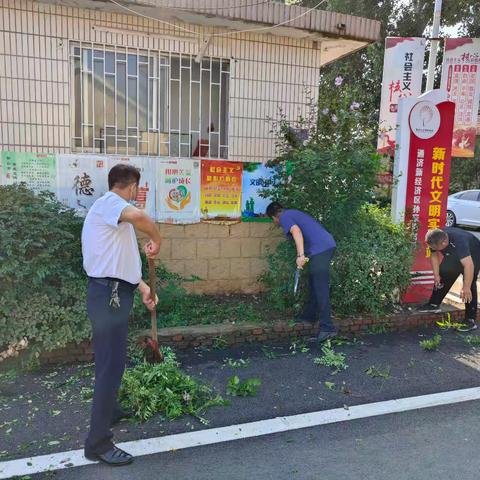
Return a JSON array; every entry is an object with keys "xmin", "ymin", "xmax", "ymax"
[
  {"xmin": 377, "ymin": 37, "xmax": 426, "ymax": 156},
  {"xmin": 57, "ymin": 154, "xmax": 108, "ymax": 214},
  {"xmin": 440, "ymin": 38, "xmax": 480, "ymax": 158},
  {"xmin": 156, "ymin": 158, "xmax": 201, "ymax": 224}
]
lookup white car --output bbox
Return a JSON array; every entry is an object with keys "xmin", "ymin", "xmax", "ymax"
[{"xmin": 446, "ymin": 190, "xmax": 480, "ymax": 228}]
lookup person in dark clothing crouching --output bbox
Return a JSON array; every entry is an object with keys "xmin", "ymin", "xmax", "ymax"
[
  {"xmin": 423, "ymin": 227, "xmax": 480, "ymax": 332},
  {"xmin": 266, "ymin": 202, "xmax": 336, "ymax": 343}
]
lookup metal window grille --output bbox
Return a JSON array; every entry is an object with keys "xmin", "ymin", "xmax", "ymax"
[{"xmin": 70, "ymin": 42, "xmax": 229, "ymax": 159}]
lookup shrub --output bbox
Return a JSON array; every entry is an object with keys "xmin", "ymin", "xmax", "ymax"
[
  {"xmin": 260, "ymin": 74, "xmax": 414, "ymax": 317},
  {"xmin": 264, "ymin": 146, "xmax": 381, "ymax": 240},
  {"xmin": 329, "ymin": 205, "xmax": 413, "ymax": 315},
  {"xmin": 0, "ymin": 185, "xmax": 84, "ymax": 298},
  {"xmin": 260, "ymin": 205, "xmax": 413, "ymax": 316},
  {"xmin": 0, "ymin": 185, "xmax": 90, "ymax": 358}
]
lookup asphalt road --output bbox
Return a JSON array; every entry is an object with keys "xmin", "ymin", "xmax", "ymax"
[
  {"xmin": 467, "ymin": 229, "xmax": 480, "ymax": 240},
  {"xmin": 32, "ymin": 399, "xmax": 480, "ymax": 480}
]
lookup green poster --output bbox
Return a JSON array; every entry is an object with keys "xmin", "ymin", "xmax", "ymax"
[{"xmin": 1, "ymin": 151, "xmax": 57, "ymax": 193}]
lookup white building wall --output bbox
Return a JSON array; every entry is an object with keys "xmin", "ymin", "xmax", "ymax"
[{"xmin": 0, "ymin": 0, "xmax": 321, "ymax": 162}]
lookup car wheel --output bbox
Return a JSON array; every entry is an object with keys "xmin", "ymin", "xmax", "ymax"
[{"xmin": 445, "ymin": 210, "xmax": 456, "ymax": 227}]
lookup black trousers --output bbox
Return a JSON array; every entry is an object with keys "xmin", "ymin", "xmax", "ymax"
[
  {"xmin": 301, "ymin": 248, "xmax": 336, "ymax": 332},
  {"xmin": 85, "ymin": 278, "xmax": 136, "ymax": 455},
  {"xmin": 429, "ymin": 255, "xmax": 480, "ymax": 321}
]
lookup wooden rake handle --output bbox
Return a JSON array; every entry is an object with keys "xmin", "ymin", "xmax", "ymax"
[{"xmin": 147, "ymin": 258, "xmax": 158, "ymax": 341}]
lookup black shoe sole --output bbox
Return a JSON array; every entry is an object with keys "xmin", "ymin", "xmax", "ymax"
[{"xmin": 84, "ymin": 451, "xmax": 134, "ymax": 466}]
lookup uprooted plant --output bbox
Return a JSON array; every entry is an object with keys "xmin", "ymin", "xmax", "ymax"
[
  {"xmin": 119, "ymin": 349, "xmax": 228, "ymax": 422},
  {"xmin": 313, "ymin": 340, "xmax": 348, "ymax": 373}
]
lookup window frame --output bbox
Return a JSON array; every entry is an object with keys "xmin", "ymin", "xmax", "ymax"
[{"xmin": 70, "ymin": 41, "xmax": 230, "ymax": 159}]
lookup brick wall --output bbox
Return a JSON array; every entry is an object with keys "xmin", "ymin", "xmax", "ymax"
[
  {"xmin": 38, "ymin": 307, "xmax": 471, "ymax": 365},
  {"xmin": 153, "ymin": 222, "xmax": 283, "ymax": 294}
]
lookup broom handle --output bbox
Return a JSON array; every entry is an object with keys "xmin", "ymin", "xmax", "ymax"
[{"xmin": 147, "ymin": 258, "xmax": 157, "ymax": 341}]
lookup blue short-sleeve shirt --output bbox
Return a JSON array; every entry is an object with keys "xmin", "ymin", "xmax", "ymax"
[{"xmin": 279, "ymin": 209, "xmax": 336, "ymax": 257}]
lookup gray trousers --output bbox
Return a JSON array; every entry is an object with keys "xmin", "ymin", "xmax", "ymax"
[{"xmin": 84, "ymin": 277, "xmax": 136, "ymax": 455}]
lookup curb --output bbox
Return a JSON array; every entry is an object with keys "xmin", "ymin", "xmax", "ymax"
[{"xmin": 38, "ymin": 305, "xmax": 469, "ymax": 364}]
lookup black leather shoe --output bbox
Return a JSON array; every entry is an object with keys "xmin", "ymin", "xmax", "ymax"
[{"xmin": 85, "ymin": 446, "xmax": 134, "ymax": 466}]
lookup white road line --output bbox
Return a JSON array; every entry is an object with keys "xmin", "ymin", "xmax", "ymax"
[{"xmin": 1, "ymin": 387, "xmax": 480, "ymax": 479}]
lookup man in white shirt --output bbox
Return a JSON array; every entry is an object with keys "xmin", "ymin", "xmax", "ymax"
[{"xmin": 82, "ymin": 163, "xmax": 161, "ymax": 466}]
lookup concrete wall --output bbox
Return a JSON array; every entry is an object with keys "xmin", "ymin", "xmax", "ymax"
[
  {"xmin": 0, "ymin": 0, "xmax": 321, "ymax": 162},
  {"xmin": 153, "ymin": 222, "xmax": 283, "ymax": 294},
  {"xmin": 0, "ymin": 0, "xmax": 319, "ymax": 292}
]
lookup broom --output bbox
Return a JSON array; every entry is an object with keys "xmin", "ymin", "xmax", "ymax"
[{"xmin": 144, "ymin": 258, "xmax": 164, "ymax": 363}]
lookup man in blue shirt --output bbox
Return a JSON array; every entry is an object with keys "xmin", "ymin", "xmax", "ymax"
[{"xmin": 266, "ymin": 202, "xmax": 337, "ymax": 342}]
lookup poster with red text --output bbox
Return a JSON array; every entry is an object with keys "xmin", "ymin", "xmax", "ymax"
[
  {"xmin": 377, "ymin": 37, "xmax": 426, "ymax": 156},
  {"xmin": 200, "ymin": 160, "xmax": 243, "ymax": 224},
  {"xmin": 440, "ymin": 38, "xmax": 480, "ymax": 157},
  {"xmin": 392, "ymin": 90, "xmax": 455, "ymax": 303}
]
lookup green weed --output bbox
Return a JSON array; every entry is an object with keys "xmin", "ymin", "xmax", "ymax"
[
  {"xmin": 464, "ymin": 335, "xmax": 480, "ymax": 346},
  {"xmin": 365, "ymin": 365, "xmax": 391, "ymax": 379},
  {"xmin": 223, "ymin": 358, "xmax": 250, "ymax": 369},
  {"xmin": 261, "ymin": 346, "xmax": 278, "ymax": 359},
  {"xmin": 313, "ymin": 341, "xmax": 348, "ymax": 373},
  {"xmin": 364, "ymin": 323, "xmax": 391, "ymax": 335},
  {"xmin": 420, "ymin": 334, "xmax": 442, "ymax": 351},
  {"xmin": 289, "ymin": 337, "xmax": 310, "ymax": 355},
  {"xmin": 226, "ymin": 376, "xmax": 261, "ymax": 397},
  {"xmin": 437, "ymin": 313, "xmax": 464, "ymax": 331},
  {"xmin": 212, "ymin": 336, "xmax": 228, "ymax": 350}
]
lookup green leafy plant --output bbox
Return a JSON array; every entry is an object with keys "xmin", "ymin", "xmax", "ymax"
[
  {"xmin": 212, "ymin": 336, "xmax": 228, "ymax": 350},
  {"xmin": 223, "ymin": 358, "xmax": 251, "ymax": 369},
  {"xmin": 131, "ymin": 262, "xmax": 263, "ymax": 329},
  {"xmin": 436, "ymin": 313, "xmax": 465, "ymax": 331},
  {"xmin": 0, "ymin": 370, "xmax": 18, "ymax": 385},
  {"xmin": 289, "ymin": 337, "xmax": 310, "ymax": 355},
  {"xmin": 260, "ymin": 78, "xmax": 414, "ymax": 317},
  {"xmin": 261, "ymin": 345, "xmax": 278, "ymax": 359},
  {"xmin": 364, "ymin": 323, "xmax": 391, "ymax": 335},
  {"xmin": 226, "ymin": 376, "xmax": 261, "ymax": 397},
  {"xmin": 331, "ymin": 336, "xmax": 363, "ymax": 346},
  {"xmin": 324, "ymin": 381, "xmax": 336, "ymax": 391},
  {"xmin": 119, "ymin": 351, "xmax": 227, "ymax": 422},
  {"xmin": 365, "ymin": 365, "xmax": 391, "ymax": 379},
  {"xmin": 313, "ymin": 341, "xmax": 348, "ymax": 373},
  {"xmin": 464, "ymin": 335, "xmax": 480, "ymax": 346},
  {"xmin": 0, "ymin": 185, "xmax": 91, "ymax": 359},
  {"xmin": 420, "ymin": 334, "xmax": 442, "ymax": 351}
]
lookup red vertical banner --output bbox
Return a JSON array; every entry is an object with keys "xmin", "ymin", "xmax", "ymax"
[
  {"xmin": 403, "ymin": 101, "xmax": 455, "ymax": 303},
  {"xmin": 440, "ymin": 38, "xmax": 480, "ymax": 157}
]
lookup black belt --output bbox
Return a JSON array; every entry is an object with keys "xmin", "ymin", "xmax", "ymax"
[{"xmin": 88, "ymin": 277, "xmax": 138, "ymax": 290}]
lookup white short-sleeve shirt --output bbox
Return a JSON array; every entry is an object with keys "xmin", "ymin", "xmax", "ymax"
[{"xmin": 82, "ymin": 191, "xmax": 142, "ymax": 285}]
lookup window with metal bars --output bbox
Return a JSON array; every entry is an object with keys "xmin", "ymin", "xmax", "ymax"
[{"xmin": 70, "ymin": 42, "xmax": 229, "ymax": 159}]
